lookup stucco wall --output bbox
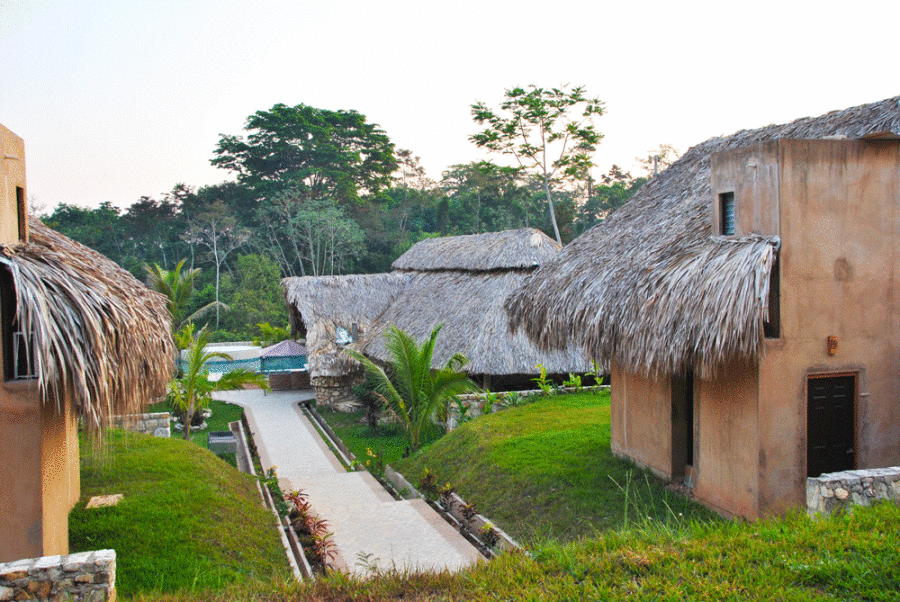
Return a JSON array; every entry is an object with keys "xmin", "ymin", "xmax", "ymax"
[
  {"xmin": 709, "ymin": 138, "xmax": 900, "ymax": 517},
  {"xmin": 0, "ymin": 124, "xmax": 26, "ymax": 245},
  {"xmin": 695, "ymin": 358, "xmax": 760, "ymax": 518},
  {"xmin": 609, "ymin": 364, "xmax": 672, "ymax": 478}
]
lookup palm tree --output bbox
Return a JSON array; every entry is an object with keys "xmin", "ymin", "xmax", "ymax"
[
  {"xmin": 170, "ymin": 323, "xmax": 269, "ymax": 440},
  {"xmin": 345, "ymin": 324, "xmax": 477, "ymax": 452},
  {"xmin": 145, "ymin": 259, "xmax": 226, "ymax": 334}
]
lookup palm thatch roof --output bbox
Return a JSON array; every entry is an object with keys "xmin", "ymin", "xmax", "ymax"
[
  {"xmin": 392, "ymin": 228, "xmax": 561, "ymax": 272},
  {"xmin": 281, "ymin": 228, "xmax": 590, "ymax": 379},
  {"xmin": 0, "ymin": 218, "xmax": 174, "ymax": 428},
  {"xmin": 507, "ymin": 96, "xmax": 900, "ymax": 378},
  {"xmin": 360, "ymin": 270, "xmax": 592, "ymax": 375},
  {"xmin": 281, "ymin": 273, "xmax": 411, "ymax": 377}
]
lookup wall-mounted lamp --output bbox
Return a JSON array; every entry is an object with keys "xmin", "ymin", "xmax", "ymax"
[{"xmin": 827, "ymin": 335, "xmax": 839, "ymax": 356}]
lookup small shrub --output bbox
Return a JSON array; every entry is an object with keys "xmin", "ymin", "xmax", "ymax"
[
  {"xmin": 483, "ymin": 390, "xmax": 500, "ymax": 414},
  {"xmin": 532, "ymin": 364, "xmax": 555, "ymax": 396},
  {"xmin": 479, "ymin": 522, "xmax": 501, "ymax": 548},
  {"xmin": 502, "ymin": 391, "xmax": 524, "ymax": 407},
  {"xmin": 563, "ymin": 373, "xmax": 582, "ymax": 390},
  {"xmin": 351, "ymin": 375, "xmax": 382, "ymax": 430}
]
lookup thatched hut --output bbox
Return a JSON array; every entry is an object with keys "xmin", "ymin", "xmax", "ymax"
[
  {"xmin": 507, "ymin": 96, "xmax": 900, "ymax": 518},
  {"xmin": 283, "ymin": 273, "xmax": 411, "ymax": 405},
  {"xmin": 362, "ymin": 229, "xmax": 592, "ymax": 388},
  {"xmin": 1, "ymin": 123, "xmax": 174, "ymax": 561},
  {"xmin": 282, "ymin": 228, "xmax": 591, "ymax": 406}
]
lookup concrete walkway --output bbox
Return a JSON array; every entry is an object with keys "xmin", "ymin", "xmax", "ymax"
[{"xmin": 213, "ymin": 389, "xmax": 481, "ymax": 575}]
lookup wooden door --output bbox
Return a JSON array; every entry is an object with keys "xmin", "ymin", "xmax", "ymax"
[{"xmin": 807, "ymin": 374, "xmax": 856, "ymax": 477}]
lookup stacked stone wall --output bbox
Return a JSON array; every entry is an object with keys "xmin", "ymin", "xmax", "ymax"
[
  {"xmin": 0, "ymin": 550, "xmax": 115, "ymax": 601},
  {"xmin": 111, "ymin": 412, "xmax": 170, "ymax": 437},
  {"xmin": 312, "ymin": 375, "xmax": 360, "ymax": 410},
  {"xmin": 807, "ymin": 467, "xmax": 900, "ymax": 515}
]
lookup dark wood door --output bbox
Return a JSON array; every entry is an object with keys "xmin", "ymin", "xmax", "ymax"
[{"xmin": 807, "ymin": 375, "xmax": 855, "ymax": 477}]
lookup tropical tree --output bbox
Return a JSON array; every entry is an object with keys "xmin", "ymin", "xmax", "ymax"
[
  {"xmin": 211, "ymin": 102, "xmax": 398, "ymax": 205},
  {"xmin": 470, "ymin": 85, "xmax": 605, "ymax": 245},
  {"xmin": 345, "ymin": 325, "xmax": 477, "ymax": 452},
  {"xmin": 170, "ymin": 324, "xmax": 269, "ymax": 440},
  {"xmin": 145, "ymin": 259, "xmax": 225, "ymax": 334}
]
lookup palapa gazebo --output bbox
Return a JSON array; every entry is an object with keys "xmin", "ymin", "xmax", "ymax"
[
  {"xmin": 506, "ymin": 96, "xmax": 900, "ymax": 518},
  {"xmin": 283, "ymin": 228, "xmax": 591, "ymax": 407},
  {"xmin": 1, "ymin": 123, "xmax": 173, "ymax": 561}
]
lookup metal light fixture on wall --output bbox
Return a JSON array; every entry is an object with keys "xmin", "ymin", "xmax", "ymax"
[{"xmin": 827, "ymin": 335, "xmax": 839, "ymax": 356}]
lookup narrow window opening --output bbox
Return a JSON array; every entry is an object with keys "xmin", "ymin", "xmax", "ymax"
[
  {"xmin": 0, "ymin": 265, "xmax": 35, "ymax": 381},
  {"xmin": 16, "ymin": 186, "xmax": 26, "ymax": 241},
  {"xmin": 764, "ymin": 252, "xmax": 780, "ymax": 338},
  {"xmin": 720, "ymin": 192, "xmax": 735, "ymax": 235}
]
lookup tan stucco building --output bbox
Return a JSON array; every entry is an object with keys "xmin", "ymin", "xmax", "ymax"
[
  {"xmin": 0, "ymin": 123, "xmax": 174, "ymax": 562},
  {"xmin": 614, "ymin": 138, "xmax": 900, "ymax": 517},
  {"xmin": 507, "ymin": 97, "xmax": 900, "ymax": 519},
  {"xmin": 1, "ymin": 123, "xmax": 81, "ymax": 561}
]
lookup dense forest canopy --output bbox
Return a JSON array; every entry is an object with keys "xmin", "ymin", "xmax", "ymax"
[{"xmin": 42, "ymin": 101, "xmax": 665, "ymax": 341}]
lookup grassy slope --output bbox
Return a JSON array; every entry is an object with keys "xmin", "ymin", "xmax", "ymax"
[
  {"xmin": 393, "ymin": 390, "xmax": 716, "ymax": 543},
  {"xmin": 70, "ymin": 430, "xmax": 290, "ymax": 599},
  {"xmin": 145, "ymin": 502, "xmax": 900, "ymax": 601}
]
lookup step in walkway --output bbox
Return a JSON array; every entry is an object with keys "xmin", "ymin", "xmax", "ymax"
[{"xmin": 213, "ymin": 389, "xmax": 481, "ymax": 575}]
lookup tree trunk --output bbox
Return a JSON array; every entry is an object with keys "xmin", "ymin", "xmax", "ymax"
[
  {"xmin": 542, "ymin": 177, "xmax": 563, "ymax": 245},
  {"xmin": 183, "ymin": 400, "xmax": 194, "ymax": 440}
]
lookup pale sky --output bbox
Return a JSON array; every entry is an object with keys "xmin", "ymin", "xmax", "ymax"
[{"xmin": 3, "ymin": 0, "xmax": 899, "ymax": 212}]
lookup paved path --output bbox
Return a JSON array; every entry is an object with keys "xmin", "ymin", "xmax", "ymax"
[{"xmin": 213, "ymin": 389, "xmax": 481, "ymax": 575}]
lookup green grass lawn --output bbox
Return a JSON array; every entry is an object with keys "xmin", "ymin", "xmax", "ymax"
[
  {"xmin": 139, "ymin": 501, "xmax": 900, "ymax": 601},
  {"xmin": 316, "ymin": 406, "xmax": 443, "ymax": 472},
  {"xmin": 393, "ymin": 390, "xmax": 716, "ymax": 543},
  {"xmin": 70, "ymin": 430, "xmax": 290, "ymax": 599}
]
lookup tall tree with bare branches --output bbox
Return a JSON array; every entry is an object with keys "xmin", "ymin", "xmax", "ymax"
[{"xmin": 470, "ymin": 85, "xmax": 604, "ymax": 245}]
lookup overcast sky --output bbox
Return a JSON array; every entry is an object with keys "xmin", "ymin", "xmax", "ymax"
[{"xmin": 4, "ymin": 0, "xmax": 899, "ymax": 212}]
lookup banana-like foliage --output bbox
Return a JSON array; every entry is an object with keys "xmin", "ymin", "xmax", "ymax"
[{"xmin": 345, "ymin": 324, "xmax": 477, "ymax": 452}]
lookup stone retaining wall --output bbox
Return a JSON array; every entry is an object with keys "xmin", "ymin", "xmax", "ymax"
[
  {"xmin": 111, "ymin": 412, "xmax": 170, "ymax": 437},
  {"xmin": 807, "ymin": 466, "xmax": 900, "ymax": 515},
  {"xmin": 0, "ymin": 550, "xmax": 116, "ymax": 601},
  {"xmin": 312, "ymin": 375, "xmax": 359, "ymax": 410}
]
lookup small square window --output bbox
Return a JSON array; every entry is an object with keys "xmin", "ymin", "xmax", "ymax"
[{"xmin": 720, "ymin": 192, "xmax": 735, "ymax": 235}]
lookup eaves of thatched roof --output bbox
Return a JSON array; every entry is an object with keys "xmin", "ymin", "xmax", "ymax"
[
  {"xmin": 392, "ymin": 228, "xmax": 560, "ymax": 272},
  {"xmin": 361, "ymin": 270, "xmax": 592, "ymax": 376},
  {"xmin": 506, "ymin": 96, "xmax": 900, "ymax": 378},
  {"xmin": 0, "ymin": 218, "xmax": 174, "ymax": 428}
]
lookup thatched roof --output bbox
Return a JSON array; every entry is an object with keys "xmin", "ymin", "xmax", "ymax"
[
  {"xmin": 281, "ymin": 273, "xmax": 411, "ymax": 377},
  {"xmin": 0, "ymin": 218, "xmax": 174, "ymax": 428},
  {"xmin": 507, "ymin": 96, "xmax": 900, "ymax": 378},
  {"xmin": 282, "ymin": 228, "xmax": 590, "ymax": 379},
  {"xmin": 392, "ymin": 228, "xmax": 561, "ymax": 272},
  {"xmin": 361, "ymin": 270, "xmax": 592, "ymax": 375}
]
